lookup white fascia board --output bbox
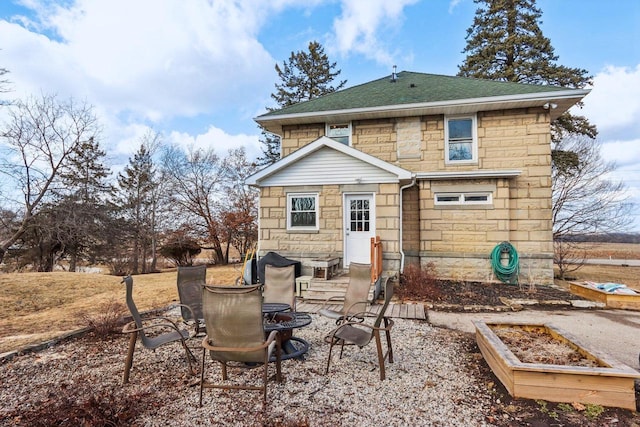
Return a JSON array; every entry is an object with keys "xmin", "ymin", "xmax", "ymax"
[
  {"xmin": 255, "ymin": 89, "xmax": 590, "ymax": 125},
  {"xmin": 415, "ymin": 170, "xmax": 522, "ymax": 180},
  {"xmin": 246, "ymin": 136, "xmax": 413, "ymax": 186}
]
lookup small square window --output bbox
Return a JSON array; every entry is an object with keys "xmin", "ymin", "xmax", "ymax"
[
  {"xmin": 287, "ymin": 193, "xmax": 319, "ymax": 230},
  {"xmin": 326, "ymin": 123, "xmax": 351, "ymax": 145},
  {"xmin": 445, "ymin": 115, "xmax": 477, "ymax": 164}
]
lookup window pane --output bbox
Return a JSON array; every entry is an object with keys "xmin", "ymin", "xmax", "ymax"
[
  {"xmin": 437, "ymin": 195, "xmax": 460, "ymax": 202},
  {"xmin": 465, "ymin": 194, "xmax": 489, "ymax": 202},
  {"xmin": 291, "ymin": 197, "xmax": 314, "ymax": 211},
  {"xmin": 448, "ymin": 119, "xmax": 472, "ymax": 140},
  {"xmin": 449, "ymin": 142, "xmax": 472, "ymax": 161},
  {"xmin": 328, "ymin": 123, "xmax": 350, "ymax": 145},
  {"xmin": 291, "ymin": 212, "xmax": 316, "ymax": 227}
]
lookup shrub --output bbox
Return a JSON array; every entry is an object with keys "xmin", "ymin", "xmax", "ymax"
[
  {"xmin": 1, "ymin": 383, "xmax": 151, "ymax": 426},
  {"xmin": 397, "ymin": 262, "xmax": 442, "ymax": 301},
  {"xmin": 80, "ymin": 298, "xmax": 127, "ymax": 338}
]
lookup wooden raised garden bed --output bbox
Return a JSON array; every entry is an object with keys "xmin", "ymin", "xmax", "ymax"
[
  {"xmin": 474, "ymin": 321, "xmax": 640, "ymax": 410},
  {"xmin": 569, "ymin": 281, "xmax": 640, "ymax": 310}
]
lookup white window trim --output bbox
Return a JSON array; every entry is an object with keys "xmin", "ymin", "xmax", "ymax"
[
  {"xmin": 434, "ymin": 192, "xmax": 492, "ymax": 206},
  {"xmin": 326, "ymin": 122, "xmax": 352, "ymax": 146},
  {"xmin": 287, "ymin": 193, "xmax": 319, "ymax": 231},
  {"xmin": 444, "ymin": 114, "xmax": 478, "ymax": 165}
]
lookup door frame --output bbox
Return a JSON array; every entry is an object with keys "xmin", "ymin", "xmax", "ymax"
[{"xmin": 342, "ymin": 192, "xmax": 376, "ymax": 267}]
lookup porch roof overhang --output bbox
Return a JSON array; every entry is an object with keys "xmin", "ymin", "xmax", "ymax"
[
  {"xmin": 415, "ymin": 170, "xmax": 521, "ymax": 180},
  {"xmin": 246, "ymin": 136, "xmax": 413, "ymax": 187},
  {"xmin": 255, "ymin": 90, "xmax": 588, "ymax": 135}
]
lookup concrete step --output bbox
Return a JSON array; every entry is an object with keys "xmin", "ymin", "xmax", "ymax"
[{"xmin": 302, "ymin": 277, "xmax": 375, "ymax": 301}]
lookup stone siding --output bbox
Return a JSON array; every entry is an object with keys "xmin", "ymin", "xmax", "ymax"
[
  {"xmin": 258, "ymin": 183, "xmax": 402, "ymax": 273},
  {"xmin": 270, "ymin": 107, "xmax": 554, "ymax": 284}
]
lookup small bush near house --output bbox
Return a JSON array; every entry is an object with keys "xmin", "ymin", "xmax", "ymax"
[
  {"xmin": 80, "ymin": 298, "xmax": 127, "ymax": 338},
  {"xmin": 397, "ymin": 262, "xmax": 442, "ymax": 301}
]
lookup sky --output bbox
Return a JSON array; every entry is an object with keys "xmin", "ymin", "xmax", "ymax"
[{"xmin": 0, "ymin": 0, "xmax": 639, "ymax": 231}]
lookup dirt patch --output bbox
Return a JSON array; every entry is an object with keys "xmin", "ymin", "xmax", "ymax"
[
  {"xmin": 423, "ymin": 280, "xmax": 589, "ymax": 310},
  {"xmin": 491, "ymin": 326, "xmax": 602, "ymax": 367}
]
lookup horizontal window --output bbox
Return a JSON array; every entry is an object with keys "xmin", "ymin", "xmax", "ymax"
[
  {"xmin": 287, "ymin": 193, "xmax": 319, "ymax": 231},
  {"xmin": 434, "ymin": 192, "xmax": 492, "ymax": 205}
]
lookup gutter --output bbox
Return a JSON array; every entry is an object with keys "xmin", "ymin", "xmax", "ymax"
[{"xmin": 399, "ymin": 176, "xmax": 417, "ymax": 273}]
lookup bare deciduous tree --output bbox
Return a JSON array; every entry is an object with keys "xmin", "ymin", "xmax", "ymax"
[
  {"xmin": 161, "ymin": 146, "xmax": 258, "ymax": 264},
  {"xmin": 552, "ymin": 136, "xmax": 632, "ymax": 278},
  {"xmin": 0, "ymin": 94, "xmax": 100, "ymax": 264},
  {"xmin": 161, "ymin": 145, "xmax": 227, "ymax": 263}
]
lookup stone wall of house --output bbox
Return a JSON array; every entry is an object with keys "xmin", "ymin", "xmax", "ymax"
[
  {"xmin": 280, "ymin": 124, "xmax": 324, "ymax": 157},
  {"xmin": 401, "ymin": 185, "xmax": 420, "ymax": 253},
  {"xmin": 257, "ymin": 183, "xmax": 403, "ymax": 275},
  {"xmin": 274, "ymin": 107, "xmax": 554, "ymax": 283}
]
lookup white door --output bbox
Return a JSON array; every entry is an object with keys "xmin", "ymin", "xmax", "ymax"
[{"xmin": 344, "ymin": 194, "xmax": 375, "ymax": 267}]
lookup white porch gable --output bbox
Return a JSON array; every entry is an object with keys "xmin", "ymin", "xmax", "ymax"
[{"xmin": 247, "ymin": 136, "xmax": 412, "ymax": 187}]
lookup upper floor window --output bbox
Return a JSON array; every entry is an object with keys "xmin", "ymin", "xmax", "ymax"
[
  {"xmin": 287, "ymin": 193, "xmax": 319, "ymax": 231},
  {"xmin": 445, "ymin": 115, "xmax": 477, "ymax": 164},
  {"xmin": 326, "ymin": 123, "xmax": 351, "ymax": 145}
]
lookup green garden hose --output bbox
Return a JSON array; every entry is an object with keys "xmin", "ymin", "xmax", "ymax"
[{"xmin": 490, "ymin": 242, "xmax": 519, "ymax": 284}]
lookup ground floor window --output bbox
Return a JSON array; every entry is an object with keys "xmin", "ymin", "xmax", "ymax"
[
  {"xmin": 287, "ymin": 193, "xmax": 319, "ymax": 230},
  {"xmin": 434, "ymin": 192, "xmax": 492, "ymax": 206}
]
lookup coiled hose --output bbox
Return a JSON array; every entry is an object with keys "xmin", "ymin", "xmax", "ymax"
[{"xmin": 490, "ymin": 242, "xmax": 519, "ymax": 284}]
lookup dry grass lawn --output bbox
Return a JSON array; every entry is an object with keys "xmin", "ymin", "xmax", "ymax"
[{"xmin": 0, "ymin": 264, "xmax": 242, "ymax": 354}]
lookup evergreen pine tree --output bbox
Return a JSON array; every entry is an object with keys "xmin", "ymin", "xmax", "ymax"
[
  {"xmin": 457, "ymin": 0, "xmax": 597, "ymax": 142},
  {"xmin": 257, "ymin": 41, "xmax": 346, "ymax": 166},
  {"xmin": 55, "ymin": 137, "xmax": 114, "ymax": 271},
  {"xmin": 116, "ymin": 144, "xmax": 157, "ymax": 274}
]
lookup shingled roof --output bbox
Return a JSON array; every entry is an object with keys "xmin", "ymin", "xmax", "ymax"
[{"xmin": 255, "ymin": 71, "xmax": 589, "ymax": 134}]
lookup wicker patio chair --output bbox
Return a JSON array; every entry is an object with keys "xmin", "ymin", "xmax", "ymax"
[
  {"xmin": 325, "ymin": 277, "xmax": 394, "ymax": 380},
  {"xmin": 318, "ymin": 262, "xmax": 372, "ymax": 323},
  {"xmin": 177, "ymin": 265, "xmax": 206, "ymax": 335},
  {"xmin": 121, "ymin": 276, "xmax": 197, "ymax": 384},
  {"xmin": 199, "ymin": 285, "xmax": 282, "ymax": 407},
  {"xmin": 263, "ymin": 264, "xmax": 296, "ymax": 311}
]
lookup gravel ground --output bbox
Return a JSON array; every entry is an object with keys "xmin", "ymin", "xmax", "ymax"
[{"xmin": 0, "ymin": 314, "xmax": 494, "ymax": 426}]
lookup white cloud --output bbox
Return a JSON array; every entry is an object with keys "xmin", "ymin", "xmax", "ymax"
[
  {"xmin": 448, "ymin": 0, "xmax": 462, "ymax": 13},
  {"xmin": 580, "ymin": 65, "xmax": 640, "ymax": 136},
  {"xmin": 599, "ymin": 138, "xmax": 640, "ymax": 168},
  {"xmin": 169, "ymin": 127, "xmax": 261, "ymax": 160},
  {"xmin": 1, "ymin": 0, "xmax": 293, "ymax": 126},
  {"xmin": 331, "ymin": 0, "xmax": 419, "ymax": 66}
]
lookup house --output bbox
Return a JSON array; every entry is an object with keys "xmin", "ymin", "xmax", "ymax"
[{"xmin": 247, "ymin": 71, "xmax": 589, "ymax": 285}]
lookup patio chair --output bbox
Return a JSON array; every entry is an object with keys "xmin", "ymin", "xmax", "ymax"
[
  {"xmin": 325, "ymin": 277, "xmax": 394, "ymax": 380},
  {"xmin": 121, "ymin": 276, "xmax": 197, "ymax": 384},
  {"xmin": 318, "ymin": 262, "xmax": 372, "ymax": 323},
  {"xmin": 199, "ymin": 285, "xmax": 282, "ymax": 407},
  {"xmin": 177, "ymin": 265, "xmax": 206, "ymax": 334},
  {"xmin": 263, "ymin": 264, "xmax": 296, "ymax": 310}
]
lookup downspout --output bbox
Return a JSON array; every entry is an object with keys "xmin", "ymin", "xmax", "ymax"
[{"xmin": 399, "ymin": 175, "xmax": 416, "ymax": 274}]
